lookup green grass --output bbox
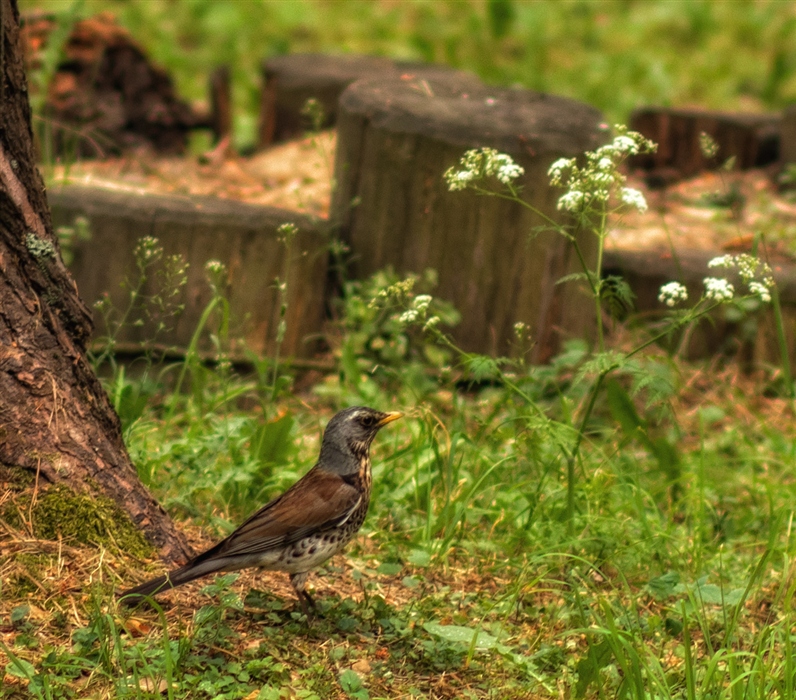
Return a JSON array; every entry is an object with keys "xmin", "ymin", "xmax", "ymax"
[
  {"xmin": 3, "ymin": 320, "xmax": 796, "ymax": 698},
  {"xmin": 20, "ymin": 0, "xmax": 796, "ymax": 147}
]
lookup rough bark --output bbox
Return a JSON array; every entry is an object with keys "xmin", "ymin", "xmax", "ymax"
[
  {"xmin": 331, "ymin": 74, "xmax": 605, "ymax": 360},
  {"xmin": 0, "ymin": 0, "xmax": 190, "ymax": 564}
]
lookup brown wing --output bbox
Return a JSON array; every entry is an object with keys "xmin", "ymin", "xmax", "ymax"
[{"xmin": 190, "ymin": 466, "xmax": 361, "ymax": 564}]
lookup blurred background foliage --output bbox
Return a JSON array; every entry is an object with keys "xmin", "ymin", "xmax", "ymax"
[{"xmin": 21, "ymin": 0, "xmax": 796, "ymax": 149}]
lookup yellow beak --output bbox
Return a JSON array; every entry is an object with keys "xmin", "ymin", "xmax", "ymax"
[{"xmin": 377, "ymin": 411, "xmax": 403, "ymax": 427}]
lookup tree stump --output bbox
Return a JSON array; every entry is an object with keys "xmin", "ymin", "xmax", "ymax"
[
  {"xmin": 630, "ymin": 107, "xmax": 780, "ymax": 180},
  {"xmin": 257, "ymin": 53, "xmax": 479, "ymax": 147},
  {"xmin": 20, "ymin": 12, "xmax": 202, "ymax": 157},
  {"xmin": 48, "ymin": 186, "xmax": 329, "ymax": 360},
  {"xmin": 780, "ymin": 104, "xmax": 796, "ymax": 166},
  {"xmin": 331, "ymin": 75, "xmax": 605, "ymax": 360}
]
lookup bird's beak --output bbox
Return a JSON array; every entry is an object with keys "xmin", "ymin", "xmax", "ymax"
[{"xmin": 377, "ymin": 411, "xmax": 403, "ymax": 427}]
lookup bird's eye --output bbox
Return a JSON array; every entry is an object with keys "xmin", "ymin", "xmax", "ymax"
[{"xmin": 360, "ymin": 414, "xmax": 377, "ymax": 428}]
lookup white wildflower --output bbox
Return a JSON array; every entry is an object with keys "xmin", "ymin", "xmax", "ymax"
[
  {"xmin": 597, "ymin": 157, "xmax": 613, "ymax": 170},
  {"xmin": 592, "ymin": 172, "xmax": 615, "ymax": 186},
  {"xmin": 399, "ymin": 309, "xmax": 418, "ymax": 324},
  {"xmin": 748, "ymin": 281, "xmax": 772, "ymax": 303},
  {"xmin": 703, "ymin": 277, "xmax": 735, "ymax": 302},
  {"xmin": 658, "ymin": 281, "xmax": 688, "ymax": 307},
  {"xmin": 612, "ymin": 134, "xmax": 640, "ymax": 155},
  {"xmin": 708, "ymin": 255, "xmax": 733, "ymax": 269},
  {"xmin": 444, "ymin": 148, "xmax": 523, "ymax": 190},
  {"xmin": 423, "ymin": 316, "xmax": 441, "ymax": 331},
  {"xmin": 413, "ymin": 294, "xmax": 432, "ymax": 312},
  {"xmin": 620, "ymin": 187, "xmax": 648, "ymax": 213},
  {"xmin": 204, "ymin": 259, "xmax": 225, "ymax": 275},
  {"xmin": 445, "ymin": 167, "xmax": 475, "ymax": 191},
  {"xmin": 557, "ymin": 190, "xmax": 585, "ymax": 212},
  {"xmin": 548, "ymin": 157, "xmax": 574, "ymax": 184},
  {"xmin": 496, "ymin": 160, "xmax": 524, "ymax": 184}
]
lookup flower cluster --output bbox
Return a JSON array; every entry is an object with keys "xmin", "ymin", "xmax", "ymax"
[
  {"xmin": 134, "ymin": 236, "xmax": 163, "ymax": 265},
  {"xmin": 707, "ymin": 254, "xmax": 774, "ymax": 303},
  {"xmin": 547, "ymin": 128, "xmax": 655, "ymax": 214},
  {"xmin": 703, "ymin": 277, "xmax": 735, "ymax": 302},
  {"xmin": 399, "ymin": 293, "xmax": 440, "ymax": 330},
  {"xmin": 658, "ymin": 281, "xmax": 688, "ymax": 307},
  {"xmin": 444, "ymin": 148, "xmax": 525, "ymax": 191}
]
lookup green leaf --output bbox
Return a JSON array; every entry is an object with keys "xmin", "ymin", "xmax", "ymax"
[
  {"xmin": 575, "ymin": 639, "xmax": 613, "ymax": 698},
  {"xmin": 250, "ymin": 413, "xmax": 294, "ymax": 466},
  {"xmin": 664, "ymin": 617, "xmax": 683, "ymax": 635},
  {"xmin": 339, "ymin": 669, "xmax": 369, "ymax": 699},
  {"xmin": 555, "ymin": 271, "xmax": 590, "ymax": 286},
  {"xmin": 650, "ymin": 436, "xmax": 681, "ymax": 482},
  {"xmin": 674, "ymin": 579, "xmax": 745, "ymax": 607},
  {"xmin": 423, "ymin": 623, "xmax": 498, "ymax": 650},
  {"xmin": 376, "ymin": 562, "xmax": 403, "ymax": 576},
  {"xmin": 606, "ymin": 379, "xmax": 647, "ymax": 443},
  {"xmin": 406, "ymin": 549, "xmax": 431, "ymax": 567},
  {"xmin": 647, "ymin": 571, "xmax": 680, "ymax": 599},
  {"xmin": 5, "ymin": 656, "xmax": 36, "ymax": 681},
  {"xmin": 465, "ymin": 355, "xmax": 500, "ymax": 381},
  {"xmin": 10, "ymin": 606, "xmax": 30, "ymax": 626}
]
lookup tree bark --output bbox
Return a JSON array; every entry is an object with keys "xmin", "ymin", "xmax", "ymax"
[{"xmin": 0, "ymin": 0, "xmax": 190, "ymax": 565}]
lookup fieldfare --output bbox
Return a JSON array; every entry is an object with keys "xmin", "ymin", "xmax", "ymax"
[{"xmin": 120, "ymin": 406, "xmax": 401, "ymax": 615}]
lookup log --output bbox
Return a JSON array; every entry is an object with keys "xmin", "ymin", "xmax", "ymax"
[
  {"xmin": 257, "ymin": 52, "xmax": 479, "ymax": 148},
  {"xmin": 630, "ymin": 107, "xmax": 780, "ymax": 181},
  {"xmin": 21, "ymin": 12, "xmax": 202, "ymax": 157},
  {"xmin": 48, "ymin": 186, "xmax": 329, "ymax": 359},
  {"xmin": 331, "ymin": 75, "xmax": 605, "ymax": 360}
]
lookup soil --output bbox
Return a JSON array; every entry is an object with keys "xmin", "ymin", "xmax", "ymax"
[{"xmin": 48, "ymin": 133, "xmax": 796, "ymax": 260}]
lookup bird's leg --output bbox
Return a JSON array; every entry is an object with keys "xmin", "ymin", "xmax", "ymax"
[{"xmin": 290, "ymin": 572, "xmax": 317, "ymax": 619}]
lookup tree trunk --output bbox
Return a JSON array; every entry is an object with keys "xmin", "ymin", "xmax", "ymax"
[{"xmin": 0, "ymin": 0, "xmax": 190, "ymax": 565}]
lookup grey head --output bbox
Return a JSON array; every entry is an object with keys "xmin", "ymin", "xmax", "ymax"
[{"xmin": 318, "ymin": 406, "xmax": 402, "ymax": 475}]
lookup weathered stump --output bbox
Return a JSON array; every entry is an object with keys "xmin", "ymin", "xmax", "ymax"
[
  {"xmin": 331, "ymin": 75, "xmax": 605, "ymax": 360},
  {"xmin": 48, "ymin": 186, "xmax": 329, "ymax": 359},
  {"xmin": 257, "ymin": 53, "xmax": 479, "ymax": 147},
  {"xmin": 780, "ymin": 104, "xmax": 796, "ymax": 166},
  {"xmin": 21, "ymin": 12, "xmax": 202, "ymax": 157},
  {"xmin": 209, "ymin": 65, "xmax": 233, "ymax": 145},
  {"xmin": 630, "ymin": 107, "xmax": 780, "ymax": 180},
  {"xmin": 603, "ymin": 248, "xmax": 796, "ymax": 367}
]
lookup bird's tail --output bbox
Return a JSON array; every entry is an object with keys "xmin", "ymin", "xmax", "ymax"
[{"xmin": 118, "ymin": 558, "xmax": 224, "ymax": 605}]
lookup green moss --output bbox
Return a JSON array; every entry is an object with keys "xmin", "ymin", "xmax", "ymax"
[
  {"xmin": 0, "ymin": 463, "xmax": 36, "ymax": 489},
  {"xmin": 3, "ymin": 485, "xmax": 153, "ymax": 558}
]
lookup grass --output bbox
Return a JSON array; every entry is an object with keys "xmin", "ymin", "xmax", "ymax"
[
  {"xmin": 3, "ymin": 323, "xmax": 796, "ymax": 698},
  {"xmin": 20, "ymin": 0, "xmax": 796, "ymax": 148}
]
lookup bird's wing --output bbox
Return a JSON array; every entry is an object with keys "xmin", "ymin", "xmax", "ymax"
[{"xmin": 192, "ymin": 467, "xmax": 362, "ymax": 562}]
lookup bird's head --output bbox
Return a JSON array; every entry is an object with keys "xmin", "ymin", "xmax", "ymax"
[{"xmin": 320, "ymin": 406, "xmax": 402, "ymax": 470}]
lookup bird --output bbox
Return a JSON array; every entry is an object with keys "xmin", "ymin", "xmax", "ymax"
[{"xmin": 119, "ymin": 406, "xmax": 402, "ymax": 616}]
